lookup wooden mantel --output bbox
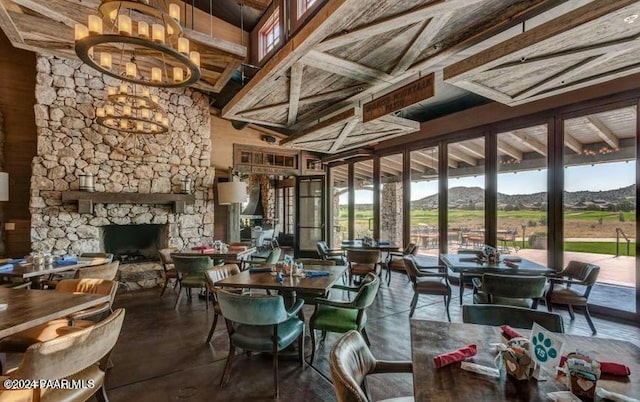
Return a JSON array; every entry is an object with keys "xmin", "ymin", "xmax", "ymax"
[{"xmin": 61, "ymin": 192, "xmax": 195, "ymax": 214}]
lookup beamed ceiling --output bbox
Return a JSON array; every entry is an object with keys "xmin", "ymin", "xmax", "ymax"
[{"xmin": 2, "ymin": 1, "xmax": 640, "ymax": 156}]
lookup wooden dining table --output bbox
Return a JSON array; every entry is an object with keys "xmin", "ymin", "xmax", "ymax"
[
  {"xmin": 214, "ymin": 264, "xmax": 348, "ymax": 300},
  {"xmin": 410, "ymin": 319, "xmax": 640, "ymax": 401},
  {"xmin": 0, "ymin": 288, "xmax": 111, "ymax": 339},
  {"xmin": 0, "ymin": 259, "xmax": 103, "ymax": 289},
  {"xmin": 177, "ymin": 247, "xmax": 257, "ymax": 266},
  {"xmin": 440, "ymin": 253, "xmax": 554, "ymax": 276}
]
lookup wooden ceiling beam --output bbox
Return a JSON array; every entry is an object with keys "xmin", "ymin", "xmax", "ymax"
[
  {"xmin": 510, "ymin": 130, "xmax": 547, "ymax": 157},
  {"xmin": 211, "ymin": 61, "xmax": 241, "ymax": 93},
  {"xmin": 314, "ymin": 0, "xmax": 481, "ymax": 53},
  {"xmin": 564, "ymin": 132, "xmax": 583, "ymax": 155},
  {"xmin": 447, "ymin": 146, "xmax": 477, "ymax": 166},
  {"xmin": 586, "ymin": 116, "xmax": 620, "ymax": 149},
  {"xmin": 238, "ymin": 0, "xmax": 271, "ymax": 12},
  {"xmin": 329, "ymin": 117, "xmax": 359, "ymax": 153},
  {"xmin": 391, "ymin": 12, "xmax": 454, "ymax": 75},
  {"xmin": 287, "ymin": 62, "xmax": 304, "ymax": 126},
  {"xmin": 12, "ymin": 0, "xmax": 89, "ymax": 28},
  {"xmin": 455, "ymin": 141, "xmax": 484, "ymax": 159},
  {"xmin": 496, "ymin": 140, "xmax": 523, "ymax": 161},
  {"xmin": 444, "ymin": 0, "xmax": 638, "ymax": 83},
  {"xmin": 303, "ymin": 50, "xmax": 393, "ymax": 84},
  {"xmin": 281, "ymin": 108, "xmax": 355, "ymax": 145},
  {"xmin": 0, "ymin": 0, "xmax": 24, "ymax": 44}
]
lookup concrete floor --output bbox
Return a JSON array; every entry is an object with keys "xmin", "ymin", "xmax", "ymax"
[{"xmin": 101, "ymin": 272, "xmax": 640, "ymax": 402}]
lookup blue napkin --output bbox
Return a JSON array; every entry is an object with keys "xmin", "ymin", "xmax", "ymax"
[
  {"xmin": 7, "ymin": 258, "xmax": 25, "ymax": 264},
  {"xmin": 0, "ymin": 263, "xmax": 14, "ymax": 271},
  {"xmin": 249, "ymin": 267, "xmax": 272, "ymax": 273},
  {"xmin": 378, "ymin": 240, "xmax": 390, "ymax": 245},
  {"xmin": 53, "ymin": 256, "xmax": 78, "ymax": 267},
  {"xmin": 305, "ymin": 271, "xmax": 330, "ymax": 278}
]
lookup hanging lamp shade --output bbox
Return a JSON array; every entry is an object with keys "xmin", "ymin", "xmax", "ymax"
[
  {"xmin": 0, "ymin": 172, "xmax": 8, "ymax": 201},
  {"xmin": 217, "ymin": 180, "xmax": 247, "ymax": 205}
]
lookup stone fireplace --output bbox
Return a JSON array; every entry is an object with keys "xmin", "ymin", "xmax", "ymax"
[{"xmin": 29, "ymin": 55, "xmax": 215, "ymax": 289}]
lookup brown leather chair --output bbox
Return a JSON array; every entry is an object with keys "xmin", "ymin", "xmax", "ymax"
[
  {"xmin": 158, "ymin": 248, "xmax": 179, "ymax": 297},
  {"xmin": 0, "ymin": 279, "xmax": 119, "ymax": 352},
  {"xmin": 546, "ymin": 261, "xmax": 600, "ymax": 335},
  {"xmin": 0, "ymin": 309, "xmax": 125, "ymax": 402},
  {"xmin": 346, "ymin": 249, "xmax": 381, "ymax": 285},
  {"xmin": 203, "ymin": 263, "xmax": 242, "ymax": 344},
  {"xmin": 403, "ymin": 256, "xmax": 451, "ymax": 321},
  {"xmin": 330, "ymin": 330, "xmax": 414, "ymax": 402}
]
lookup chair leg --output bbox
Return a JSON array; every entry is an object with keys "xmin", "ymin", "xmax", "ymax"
[
  {"xmin": 310, "ymin": 328, "xmax": 316, "ymax": 365},
  {"xmin": 409, "ymin": 293, "xmax": 418, "ymax": 317},
  {"xmin": 445, "ymin": 291, "xmax": 452, "ymax": 323},
  {"xmin": 273, "ymin": 341, "xmax": 279, "ymax": 398},
  {"xmin": 220, "ymin": 344, "xmax": 236, "ymax": 386},
  {"xmin": 205, "ymin": 290, "xmax": 209, "ymax": 310},
  {"xmin": 459, "ymin": 283, "xmax": 464, "ymax": 305},
  {"xmin": 160, "ymin": 277, "xmax": 169, "ymax": 297},
  {"xmin": 568, "ymin": 304, "xmax": 575, "ymax": 320},
  {"xmin": 361, "ymin": 328, "xmax": 371, "ymax": 346},
  {"xmin": 173, "ymin": 289, "xmax": 184, "ymax": 310},
  {"xmin": 95, "ymin": 385, "xmax": 109, "ymax": 402},
  {"xmin": 386, "ymin": 264, "xmax": 391, "ymax": 286},
  {"xmin": 298, "ymin": 328, "xmax": 305, "ymax": 366},
  {"xmin": 206, "ymin": 313, "xmax": 219, "ymax": 343},
  {"xmin": 583, "ymin": 305, "xmax": 597, "ymax": 335}
]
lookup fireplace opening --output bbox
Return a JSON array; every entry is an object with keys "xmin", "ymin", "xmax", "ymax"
[{"xmin": 103, "ymin": 224, "xmax": 167, "ymax": 264}]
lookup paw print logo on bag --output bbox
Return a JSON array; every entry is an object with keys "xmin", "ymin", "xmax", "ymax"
[{"xmin": 532, "ymin": 332, "xmax": 558, "ymax": 363}]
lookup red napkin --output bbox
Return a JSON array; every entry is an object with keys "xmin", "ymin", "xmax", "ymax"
[
  {"xmin": 191, "ymin": 246, "xmax": 208, "ymax": 251},
  {"xmin": 560, "ymin": 356, "xmax": 631, "ymax": 376},
  {"xmin": 433, "ymin": 344, "xmax": 477, "ymax": 368},
  {"xmin": 500, "ymin": 325, "xmax": 524, "ymax": 340}
]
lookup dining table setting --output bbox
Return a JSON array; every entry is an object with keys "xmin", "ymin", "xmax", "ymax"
[{"xmin": 411, "ymin": 319, "xmax": 639, "ymax": 401}]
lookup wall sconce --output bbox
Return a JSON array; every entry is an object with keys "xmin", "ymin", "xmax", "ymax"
[
  {"xmin": 0, "ymin": 172, "xmax": 8, "ymax": 201},
  {"xmin": 217, "ymin": 168, "xmax": 247, "ymax": 205},
  {"xmin": 4, "ymin": 222, "xmax": 15, "ymax": 231}
]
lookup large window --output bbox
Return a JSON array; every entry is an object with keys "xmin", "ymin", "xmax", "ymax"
[
  {"xmin": 410, "ymin": 147, "xmax": 439, "ymax": 255},
  {"xmin": 297, "ymin": 0, "xmax": 318, "ymax": 18},
  {"xmin": 563, "ymin": 106, "xmax": 637, "ymax": 313},
  {"xmin": 354, "ymin": 160, "xmax": 374, "ymax": 239},
  {"xmin": 329, "ymin": 165, "xmax": 348, "ymax": 248},
  {"xmin": 497, "ymin": 124, "xmax": 548, "ymax": 265},
  {"xmin": 447, "ymin": 138, "xmax": 485, "ymax": 251},
  {"xmin": 259, "ymin": 8, "xmax": 280, "ymax": 60},
  {"xmin": 380, "ymin": 154, "xmax": 403, "ymax": 245}
]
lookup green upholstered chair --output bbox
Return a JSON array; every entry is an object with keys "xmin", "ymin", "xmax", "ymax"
[
  {"xmin": 216, "ymin": 290, "xmax": 305, "ymax": 398},
  {"xmin": 472, "ymin": 273, "xmax": 547, "ymax": 309},
  {"xmin": 171, "ymin": 254, "xmax": 213, "ymax": 310},
  {"xmin": 203, "ymin": 263, "xmax": 242, "ymax": 344},
  {"xmin": 403, "ymin": 256, "xmax": 451, "ymax": 321},
  {"xmin": 546, "ymin": 261, "xmax": 600, "ymax": 335},
  {"xmin": 447, "ymin": 249, "xmax": 483, "ymax": 305},
  {"xmin": 309, "ymin": 273, "xmax": 380, "ymax": 364},
  {"xmin": 316, "ymin": 241, "xmax": 346, "ymax": 264},
  {"xmin": 330, "ymin": 330, "xmax": 414, "ymax": 402},
  {"xmin": 245, "ymin": 247, "xmax": 281, "ymax": 268},
  {"xmin": 462, "ymin": 304, "xmax": 565, "ymax": 333}
]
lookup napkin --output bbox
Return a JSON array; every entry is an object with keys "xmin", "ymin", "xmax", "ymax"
[
  {"xmin": 503, "ymin": 261, "xmax": 519, "ymax": 268},
  {"xmin": 52, "ymin": 257, "xmax": 77, "ymax": 267},
  {"xmin": 560, "ymin": 356, "xmax": 631, "ymax": 376},
  {"xmin": 248, "ymin": 267, "xmax": 272, "ymax": 273},
  {"xmin": 500, "ymin": 325, "xmax": 524, "ymax": 340},
  {"xmin": 7, "ymin": 258, "xmax": 25, "ymax": 264},
  {"xmin": 0, "ymin": 263, "xmax": 13, "ymax": 271},
  {"xmin": 433, "ymin": 344, "xmax": 477, "ymax": 368},
  {"xmin": 305, "ymin": 271, "xmax": 330, "ymax": 278},
  {"xmin": 502, "ymin": 257, "xmax": 522, "ymax": 262},
  {"xmin": 191, "ymin": 246, "xmax": 208, "ymax": 250}
]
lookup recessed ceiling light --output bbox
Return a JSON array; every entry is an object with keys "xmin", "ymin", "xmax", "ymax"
[{"xmin": 624, "ymin": 14, "xmax": 638, "ymax": 24}]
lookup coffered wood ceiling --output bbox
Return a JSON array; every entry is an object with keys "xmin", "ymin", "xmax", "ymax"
[
  {"xmin": 0, "ymin": 0, "xmax": 247, "ymax": 93},
  {"xmin": 222, "ymin": 0, "xmax": 566, "ymax": 154}
]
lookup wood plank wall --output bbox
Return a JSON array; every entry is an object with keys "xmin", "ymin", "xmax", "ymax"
[{"xmin": 0, "ymin": 30, "xmax": 37, "ymax": 257}]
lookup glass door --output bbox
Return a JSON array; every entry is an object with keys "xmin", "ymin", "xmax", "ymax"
[
  {"xmin": 562, "ymin": 105, "xmax": 637, "ymax": 315},
  {"xmin": 296, "ymin": 176, "xmax": 325, "ymax": 257},
  {"xmin": 329, "ymin": 166, "xmax": 348, "ymax": 248},
  {"xmin": 410, "ymin": 146, "xmax": 439, "ymax": 256}
]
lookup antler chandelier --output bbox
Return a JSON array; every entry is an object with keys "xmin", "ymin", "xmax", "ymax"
[{"xmin": 74, "ymin": 0, "xmax": 201, "ymax": 88}]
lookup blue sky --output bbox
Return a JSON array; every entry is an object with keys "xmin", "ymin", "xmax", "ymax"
[{"xmin": 339, "ymin": 161, "xmax": 635, "ymax": 204}]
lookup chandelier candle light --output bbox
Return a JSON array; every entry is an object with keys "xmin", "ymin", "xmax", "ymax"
[{"xmin": 75, "ymin": 0, "xmax": 201, "ymax": 88}]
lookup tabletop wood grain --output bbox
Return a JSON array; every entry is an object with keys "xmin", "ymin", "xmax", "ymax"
[
  {"xmin": 410, "ymin": 319, "xmax": 640, "ymax": 402},
  {"xmin": 214, "ymin": 264, "xmax": 348, "ymax": 292},
  {"xmin": 0, "ymin": 262, "xmax": 93, "ymax": 279},
  {"xmin": 176, "ymin": 248, "xmax": 257, "ymax": 260},
  {"xmin": 0, "ymin": 288, "xmax": 111, "ymax": 338}
]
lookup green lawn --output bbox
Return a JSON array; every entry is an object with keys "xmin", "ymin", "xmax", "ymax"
[{"xmin": 564, "ymin": 241, "xmax": 636, "ymax": 257}]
